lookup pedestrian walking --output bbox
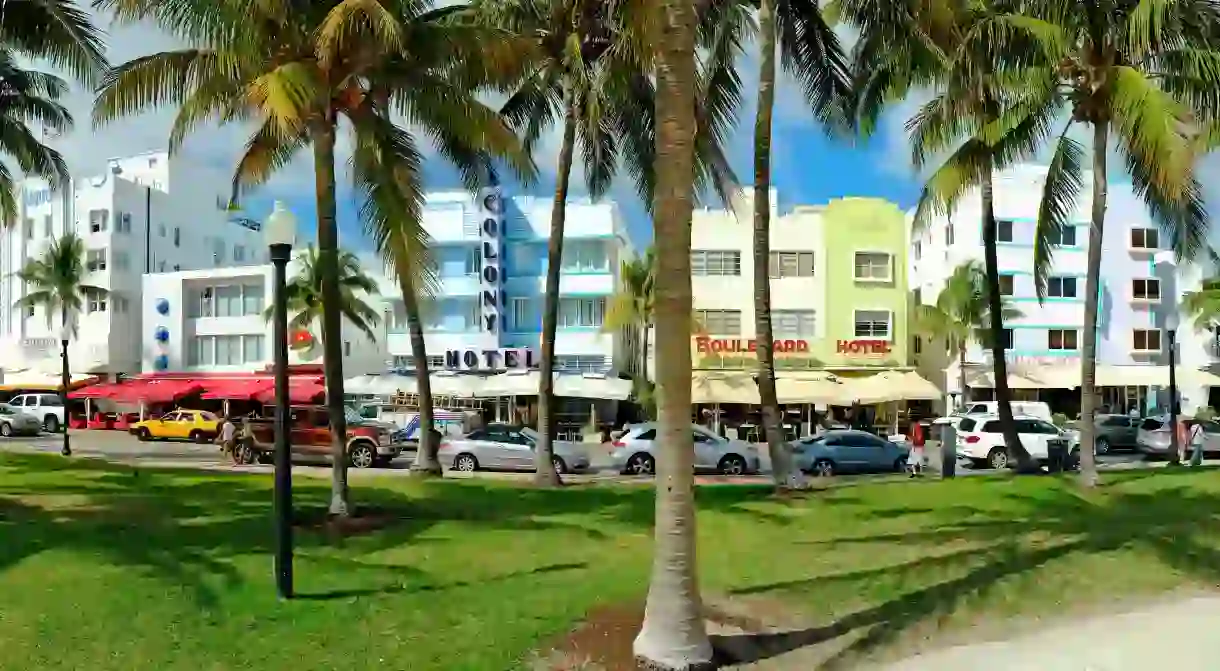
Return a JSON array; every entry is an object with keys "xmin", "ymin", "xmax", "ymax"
[
  {"xmin": 217, "ymin": 415, "xmax": 238, "ymax": 465},
  {"xmin": 907, "ymin": 422, "xmax": 925, "ymax": 478}
]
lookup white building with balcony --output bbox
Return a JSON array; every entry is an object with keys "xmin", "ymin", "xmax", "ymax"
[
  {"xmin": 0, "ymin": 150, "xmax": 265, "ymax": 378},
  {"xmin": 910, "ymin": 164, "xmax": 1213, "ymax": 415},
  {"xmin": 140, "ymin": 263, "xmax": 386, "ymax": 375}
]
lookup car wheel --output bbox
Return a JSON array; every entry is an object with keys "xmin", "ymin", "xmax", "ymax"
[
  {"xmin": 43, "ymin": 415, "xmax": 58, "ymax": 433},
  {"xmin": 453, "ymin": 453, "xmax": 478, "ymax": 472},
  {"xmin": 0, "ymin": 422, "xmax": 12, "ymax": 437},
  {"xmin": 1095, "ymin": 438, "xmax": 1110, "ymax": 455},
  {"xmin": 893, "ymin": 458, "xmax": 906, "ymax": 473},
  {"xmin": 189, "ymin": 430, "xmax": 206, "ymax": 444},
  {"xmin": 137, "ymin": 427, "xmax": 152, "ymax": 441},
  {"xmin": 236, "ymin": 444, "xmax": 258, "ymax": 465},
  {"xmin": 813, "ymin": 459, "xmax": 835, "ymax": 477},
  {"xmin": 349, "ymin": 442, "xmax": 376, "ymax": 469},
  {"xmin": 718, "ymin": 454, "xmax": 747, "ymax": 476},
  {"xmin": 625, "ymin": 452, "xmax": 655, "ymax": 476},
  {"xmin": 551, "ymin": 456, "xmax": 568, "ymax": 475},
  {"xmin": 987, "ymin": 448, "xmax": 1009, "ymax": 470}
]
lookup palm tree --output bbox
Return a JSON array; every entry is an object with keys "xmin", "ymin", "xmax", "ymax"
[
  {"xmin": 631, "ymin": 0, "xmax": 711, "ymax": 666},
  {"xmin": 915, "ymin": 260, "xmax": 1021, "ymax": 412},
  {"xmin": 483, "ymin": 0, "xmax": 741, "ymax": 486},
  {"xmin": 94, "ymin": 0, "xmax": 533, "ymax": 513},
  {"xmin": 267, "ymin": 247, "xmax": 381, "ymax": 344},
  {"xmin": 15, "ymin": 233, "xmax": 107, "ymax": 457},
  {"xmin": 842, "ymin": 0, "xmax": 1053, "ymax": 472},
  {"xmin": 603, "ymin": 246, "xmax": 655, "ymax": 380},
  {"xmin": 742, "ymin": 0, "xmax": 850, "ymax": 490},
  {"xmin": 998, "ymin": 1, "xmax": 1220, "ymax": 480}
]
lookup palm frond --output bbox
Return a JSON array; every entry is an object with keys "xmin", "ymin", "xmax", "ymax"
[{"xmin": 1032, "ymin": 124, "xmax": 1084, "ymax": 299}]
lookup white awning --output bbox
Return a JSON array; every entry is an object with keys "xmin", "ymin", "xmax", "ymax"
[
  {"xmin": 1096, "ymin": 365, "xmax": 1220, "ymax": 387},
  {"xmin": 692, "ymin": 372, "xmax": 759, "ymax": 404},
  {"xmin": 841, "ymin": 371, "xmax": 941, "ymax": 404}
]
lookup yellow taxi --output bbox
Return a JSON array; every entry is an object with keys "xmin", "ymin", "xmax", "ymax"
[{"xmin": 131, "ymin": 409, "xmax": 222, "ymax": 443}]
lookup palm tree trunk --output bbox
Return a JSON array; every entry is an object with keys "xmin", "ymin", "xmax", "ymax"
[
  {"xmin": 751, "ymin": 0, "xmax": 796, "ymax": 490},
  {"xmin": 633, "ymin": 0, "xmax": 712, "ymax": 667},
  {"xmin": 1077, "ymin": 121, "xmax": 1107, "ymax": 486},
  {"xmin": 981, "ymin": 170, "xmax": 1034, "ymax": 470},
  {"xmin": 402, "ymin": 274, "xmax": 440, "ymax": 476},
  {"xmin": 640, "ymin": 324, "xmax": 650, "ymax": 381},
  {"xmin": 536, "ymin": 91, "xmax": 577, "ymax": 487},
  {"xmin": 958, "ymin": 341, "xmax": 968, "ymax": 412},
  {"xmin": 311, "ymin": 119, "xmax": 351, "ymax": 516}
]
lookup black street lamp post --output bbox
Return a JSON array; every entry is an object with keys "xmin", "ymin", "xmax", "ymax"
[
  {"xmin": 60, "ymin": 321, "xmax": 71, "ymax": 457},
  {"xmin": 266, "ymin": 201, "xmax": 296, "ymax": 599}
]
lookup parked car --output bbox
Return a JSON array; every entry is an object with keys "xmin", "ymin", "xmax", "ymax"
[
  {"xmin": 8, "ymin": 392, "xmax": 66, "ymax": 432},
  {"xmin": 961, "ymin": 401, "xmax": 1053, "ymax": 422},
  {"xmin": 1082, "ymin": 414, "xmax": 1141, "ymax": 454},
  {"xmin": 131, "ymin": 409, "xmax": 221, "ymax": 442},
  {"xmin": 955, "ymin": 414, "xmax": 1077, "ymax": 469},
  {"xmin": 1136, "ymin": 416, "xmax": 1220, "ymax": 458},
  {"xmin": 438, "ymin": 423, "xmax": 592, "ymax": 474},
  {"xmin": 240, "ymin": 405, "xmax": 398, "ymax": 468},
  {"xmin": 609, "ymin": 423, "xmax": 760, "ymax": 476},
  {"xmin": 790, "ymin": 429, "xmax": 909, "ymax": 477},
  {"xmin": 0, "ymin": 403, "xmax": 42, "ymax": 436}
]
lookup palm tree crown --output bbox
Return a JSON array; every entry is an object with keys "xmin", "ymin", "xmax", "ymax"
[
  {"xmin": 915, "ymin": 260, "xmax": 1020, "ymax": 352},
  {"xmin": 15, "ymin": 233, "xmax": 107, "ymax": 334},
  {"xmin": 270, "ymin": 247, "xmax": 382, "ymax": 343},
  {"xmin": 603, "ymin": 246, "xmax": 655, "ymax": 378}
]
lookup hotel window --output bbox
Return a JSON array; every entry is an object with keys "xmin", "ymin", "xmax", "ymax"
[
  {"xmin": 769, "ymin": 251, "xmax": 815, "ymax": 278},
  {"xmin": 562, "ymin": 240, "xmax": 608, "ymax": 272},
  {"xmin": 913, "ymin": 242, "xmax": 921, "ymax": 261},
  {"xmin": 189, "ymin": 336, "xmax": 214, "ymax": 366},
  {"xmin": 113, "ymin": 251, "xmax": 130, "ymax": 271},
  {"xmin": 771, "ymin": 310, "xmax": 815, "ymax": 338},
  {"xmin": 691, "ymin": 250, "xmax": 741, "ymax": 276},
  {"xmin": 510, "ymin": 297, "xmax": 535, "ymax": 331},
  {"xmin": 853, "ymin": 310, "xmax": 891, "ymax": 339},
  {"xmin": 43, "ymin": 215, "xmax": 53, "ymax": 237},
  {"xmin": 464, "ymin": 246, "xmax": 481, "ymax": 276},
  {"xmin": 117, "ymin": 213, "xmax": 132, "ymax": 233},
  {"xmin": 558, "ymin": 297, "xmax": 606, "ymax": 328},
  {"xmin": 242, "ymin": 284, "xmax": 264, "ymax": 315},
  {"xmin": 555, "ymin": 355, "xmax": 607, "ymax": 373},
  {"xmin": 1132, "ymin": 278, "xmax": 1161, "ymax": 301},
  {"xmin": 173, "ymin": 227, "xmax": 181, "ymax": 247},
  {"xmin": 945, "ymin": 222, "xmax": 955, "ymax": 245},
  {"xmin": 88, "ymin": 209, "xmax": 108, "ymax": 233},
  {"xmin": 24, "ymin": 304, "xmax": 33, "ymax": 318},
  {"xmin": 1048, "ymin": 329, "xmax": 1079, "ymax": 351},
  {"xmin": 509, "ymin": 245, "xmax": 536, "ymax": 274},
  {"xmin": 465, "ymin": 299, "xmax": 482, "ymax": 329},
  {"xmin": 85, "ymin": 288, "xmax": 107, "ymax": 313},
  {"xmin": 86, "ymin": 249, "xmax": 107, "ymax": 272},
  {"xmin": 913, "ymin": 336, "xmax": 922, "ymax": 354},
  {"xmin": 234, "ymin": 245, "xmax": 246, "ymax": 263},
  {"xmin": 1132, "ymin": 329, "xmax": 1161, "ymax": 352},
  {"xmin": 853, "ymin": 252, "xmax": 892, "ymax": 281},
  {"xmin": 1048, "ymin": 226, "xmax": 1077, "ymax": 246},
  {"xmin": 215, "ymin": 285, "xmax": 242, "ymax": 317},
  {"xmin": 242, "ymin": 335, "xmax": 265, "ymax": 362},
  {"xmin": 215, "ymin": 335, "xmax": 241, "ymax": 365},
  {"xmin": 195, "ymin": 287, "xmax": 215, "ymax": 317},
  {"xmin": 695, "ymin": 309, "xmax": 741, "ymax": 335},
  {"xmin": 996, "ymin": 219, "xmax": 1013, "ymax": 242},
  {"xmin": 1048, "ymin": 276, "xmax": 1077, "ymax": 298},
  {"xmin": 112, "ymin": 296, "xmax": 129, "ymax": 313},
  {"xmin": 997, "ymin": 328, "xmax": 1014, "ymax": 350},
  {"xmin": 1130, "ymin": 227, "xmax": 1159, "ymax": 250},
  {"xmin": 23, "ymin": 218, "xmax": 33, "ymax": 239},
  {"xmin": 387, "ymin": 302, "xmax": 407, "ymax": 334},
  {"xmin": 999, "ymin": 274, "xmax": 1015, "ymax": 296}
]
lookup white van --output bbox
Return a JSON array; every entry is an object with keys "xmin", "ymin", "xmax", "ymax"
[{"xmin": 962, "ymin": 401, "xmax": 1053, "ymax": 422}]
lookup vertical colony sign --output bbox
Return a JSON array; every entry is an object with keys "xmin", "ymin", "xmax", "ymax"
[{"xmin": 480, "ymin": 188, "xmax": 504, "ymax": 336}]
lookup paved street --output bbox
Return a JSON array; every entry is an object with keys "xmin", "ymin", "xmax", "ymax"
[{"xmin": 1, "ymin": 429, "xmax": 1202, "ymax": 484}]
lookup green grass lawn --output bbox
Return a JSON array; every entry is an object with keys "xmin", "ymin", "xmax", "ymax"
[{"xmin": 3, "ymin": 455, "xmax": 1220, "ymax": 670}]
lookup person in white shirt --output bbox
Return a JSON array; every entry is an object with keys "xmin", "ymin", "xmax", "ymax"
[{"xmin": 217, "ymin": 415, "xmax": 238, "ymax": 464}]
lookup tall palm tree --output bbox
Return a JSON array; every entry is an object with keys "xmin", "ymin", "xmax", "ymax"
[
  {"xmin": 1001, "ymin": 0, "xmax": 1220, "ymax": 480},
  {"xmin": 94, "ymin": 0, "xmax": 533, "ymax": 513},
  {"xmin": 742, "ymin": 0, "xmax": 851, "ymax": 490},
  {"xmin": 603, "ymin": 246, "xmax": 655, "ymax": 380},
  {"xmin": 267, "ymin": 247, "xmax": 381, "ymax": 344},
  {"xmin": 915, "ymin": 260, "xmax": 1021, "ymax": 412},
  {"xmin": 484, "ymin": 0, "xmax": 741, "ymax": 486},
  {"xmin": 842, "ymin": 0, "xmax": 1052, "ymax": 471},
  {"xmin": 15, "ymin": 233, "xmax": 107, "ymax": 457},
  {"xmin": 631, "ymin": 0, "xmax": 711, "ymax": 666}
]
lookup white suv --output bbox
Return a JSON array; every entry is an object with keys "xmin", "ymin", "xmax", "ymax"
[
  {"xmin": 956, "ymin": 413, "xmax": 1076, "ymax": 469},
  {"xmin": 8, "ymin": 393, "xmax": 65, "ymax": 432}
]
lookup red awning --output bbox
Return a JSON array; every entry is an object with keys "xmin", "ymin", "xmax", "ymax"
[
  {"xmin": 111, "ymin": 379, "xmax": 203, "ymax": 403},
  {"xmin": 200, "ymin": 378, "xmax": 273, "ymax": 400},
  {"xmin": 254, "ymin": 379, "xmax": 325, "ymax": 404},
  {"xmin": 69, "ymin": 382, "xmax": 126, "ymax": 399}
]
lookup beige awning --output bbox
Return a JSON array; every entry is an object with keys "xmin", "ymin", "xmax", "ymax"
[
  {"xmin": 692, "ymin": 372, "xmax": 760, "ymax": 404},
  {"xmin": 1095, "ymin": 365, "xmax": 1220, "ymax": 387},
  {"xmin": 967, "ymin": 365, "xmax": 1079, "ymax": 389},
  {"xmin": 851, "ymin": 371, "xmax": 941, "ymax": 403},
  {"xmin": 776, "ymin": 372, "xmax": 843, "ymax": 404}
]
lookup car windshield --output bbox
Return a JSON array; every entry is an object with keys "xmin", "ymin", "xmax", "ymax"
[
  {"xmin": 520, "ymin": 427, "xmax": 539, "ymax": 441},
  {"xmin": 0, "ymin": 404, "xmax": 14, "ymax": 415},
  {"xmin": 343, "ymin": 407, "xmax": 363, "ymax": 424}
]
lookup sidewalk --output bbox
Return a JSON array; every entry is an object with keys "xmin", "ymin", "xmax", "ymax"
[{"xmin": 879, "ymin": 596, "xmax": 1220, "ymax": 670}]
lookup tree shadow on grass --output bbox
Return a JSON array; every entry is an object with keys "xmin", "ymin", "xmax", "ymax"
[
  {"xmin": 294, "ymin": 561, "xmax": 589, "ymax": 601},
  {"xmin": 711, "ymin": 477, "xmax": 1220, "ymax": 668}
]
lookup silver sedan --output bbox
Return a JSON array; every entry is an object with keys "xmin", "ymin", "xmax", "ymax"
[
  {"xmin": 439, "ymin": 423, "xmax": 592, "ymax": 474},
  {"xmin": 609, "ymin": 422, "xmax": 761, "ymax": 475},
  {"xmin": 0, "ymin": 403, "xmax": 42, "ymax": 437}
]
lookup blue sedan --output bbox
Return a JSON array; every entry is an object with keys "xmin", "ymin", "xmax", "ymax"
[{"xmin": 792, "ymin": 429, "xmax": 910, "ymax": 477}]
